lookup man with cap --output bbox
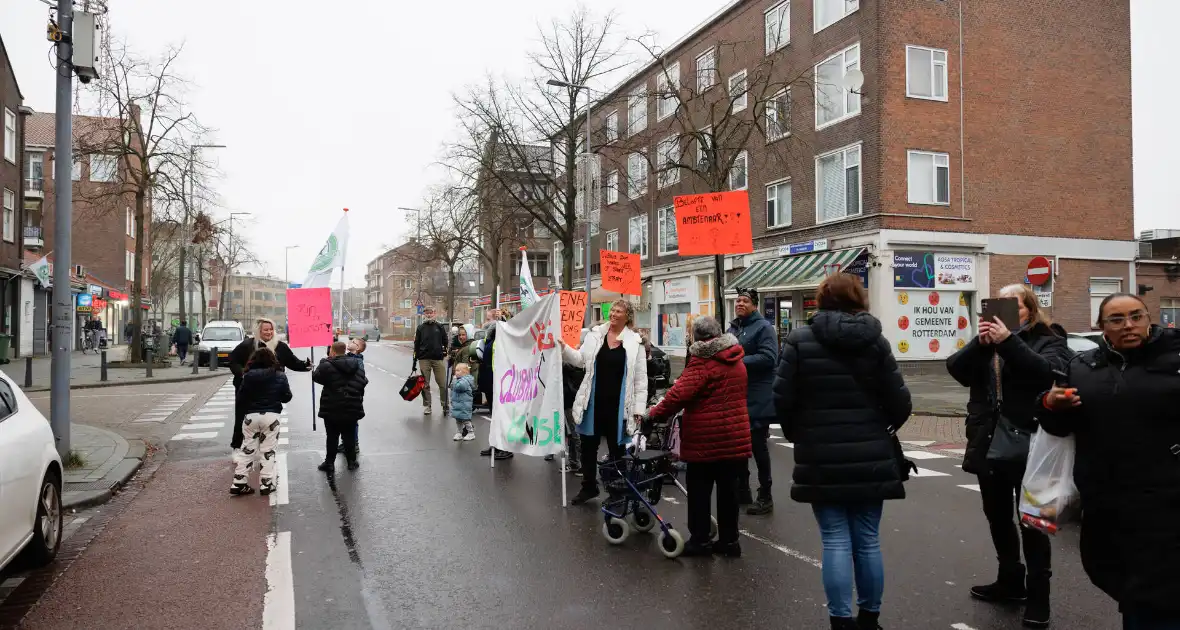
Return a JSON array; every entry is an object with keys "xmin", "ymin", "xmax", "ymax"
[{"xmin": 728, "ymin": 287, "xmax": 779, "ymax": 515}]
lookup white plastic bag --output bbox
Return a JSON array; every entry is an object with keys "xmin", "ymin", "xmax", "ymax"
[{"xmin": 1018, "ymin": 429, "xmax": 1080, "ymax": 534}]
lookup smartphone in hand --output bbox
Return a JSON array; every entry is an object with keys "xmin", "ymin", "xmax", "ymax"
[{"xmin": 981, "ymin": 297, "xmax": 1020, "ymax": 331}]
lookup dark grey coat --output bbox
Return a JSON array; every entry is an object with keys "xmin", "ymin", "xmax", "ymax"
[{"xmin": 728, "ymin": 311, "xmax": 778, "ymax": 426}]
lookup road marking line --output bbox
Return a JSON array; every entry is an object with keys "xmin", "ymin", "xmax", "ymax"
[
  {"xmin": 1, "ymin": 577, "xmax": 25, "ymax": 589},
  {"xmin": 279, "ymin": 418, "xmax": 288, "ymax": 424},
  {"xmin": 903, "ymin": 450, "xmax": 948, "ymax": 460},
  {"xmin": 952, "ymin": 624, "xmax": 979, "ymax": 630},
  {"xmin": 769, "ymin": 435, "xmax": 784, "ymax": 439},
  {"xmin": 769, "ymin": 423, "xmax": 781, "ymax": 429},
  {"xmin": 279, "ymin": 427, "xmax": 289, "ymax": 433},
  {"xmin": 958, "ymin": 484, "xmax": 981, "ymax": 492},
  {"xmin": 278, "ymin": 437, "xmax": 289, "ymax": 445},
  {"xmin": 943, "ymin": 448, "xmax": 967, "ymax": 456},
  {"xmin": 663, "ymin": 496, "xmax": 679, "ymax": 505},
  {"xmin": 775, "ymin": 442, "xmax": 795, "ymax": 449},
  {"xmin": 910, "ymin": 467, "xmax": 952, "ymax": 478},
  {"xmin": 901, "ymin": 440, "xmax": 936, "ymax": 447},
  {"xmin": 182, "ymin": 422, "xmax": 226, "ymax": 430},
  {"xmin": 739, "ymin": 529, "xmax": 822, "ymax": 568},
  {"xmin": 203, "ymin": 402, "xmax": 235, "ymax": 407},
  {"xmin": 190, "ymin": 414, "xmax": 229, "ymax": 421},
  {"xmin": 170, "ymin": 431, "xmax": 219, "ymax": 441},
  {"xmin": 270, "ymin": 453, "xmax": 289, "ymax": 507},
  {"xmin": 263, "ymin": 531, "xmax": 296, "ymax": 630}
]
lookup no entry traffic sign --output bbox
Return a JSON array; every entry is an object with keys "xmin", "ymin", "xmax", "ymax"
[{"xmin": 1027, "ymin": 256, "xmax": 1052, "ymax": 286}]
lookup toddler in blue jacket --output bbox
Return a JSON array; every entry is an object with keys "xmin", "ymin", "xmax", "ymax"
[{"xmin": 451, "ymin": 363, "xmax": 476, "ymax": 441}]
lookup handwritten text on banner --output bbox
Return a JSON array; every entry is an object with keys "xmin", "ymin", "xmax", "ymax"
[
  {"xmin": 559, "ymin": 291, "xmax": 587, "ymax": 349},
  {"xmin": 286, "ymin": 288, "xmax": 334, "ymax": 348},
  {"xmin": 673, "ymin": 191, "xmax": 754, "ymax": 256},
  {"xmin": 600, "ymin": 250, "xmax": 642, "ymax": 296}
]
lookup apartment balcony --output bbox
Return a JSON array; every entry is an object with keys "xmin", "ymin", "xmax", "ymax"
[
  {"xmin": 24, "ymin": 177, "xmax": 44, "ymax": 200},
  {"xmin": 23, "ymin": 226, "xmax": 44, "ymax": 250}
]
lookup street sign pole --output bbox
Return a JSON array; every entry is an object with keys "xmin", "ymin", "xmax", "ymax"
[{"xmin": 49, "ymin": 0, "xmax": 75, "ymax": 459}]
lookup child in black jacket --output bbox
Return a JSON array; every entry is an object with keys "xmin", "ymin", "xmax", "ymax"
[
  {"xmin": 232, "ymin": 347, "xmax": 292, "ymax": 496},
  {"xmin": 314, "ymin": 341, "xmax": 369, "ymax": 472}
]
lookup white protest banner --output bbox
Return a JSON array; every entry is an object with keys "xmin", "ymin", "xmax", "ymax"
[{"xmin": 489, "ymin": 293, "xmax": 564, "ymax": 457}]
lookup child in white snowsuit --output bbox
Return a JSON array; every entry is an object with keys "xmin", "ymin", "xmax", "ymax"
[{"xmin": 232, "ymin": 347, "xmax": 292, "ymax": 496}]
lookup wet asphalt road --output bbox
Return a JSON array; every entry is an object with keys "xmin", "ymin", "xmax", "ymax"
[{"xmin": 274, "ymin": 342, "xmax": 1121, "ymax": 630}]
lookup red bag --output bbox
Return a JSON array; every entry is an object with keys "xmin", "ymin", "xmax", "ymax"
[{"xmin": 400, "ymin": 372, "xmax": 425, "ymax": 401}]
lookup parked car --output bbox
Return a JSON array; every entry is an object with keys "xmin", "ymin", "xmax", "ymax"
[
  {"xmin": 196, "ymin": 321, "xmax": 245, "ymax": 367},
  {"xmin": 0, "ymin": 373, "xmax": 63, "ymax": 572},
  {"xmin": 1066, "ymin": 332, "xmax": 1102, "ymax": 353},
  {"xmin": 348, "ymin": 322, "xmax": 380, "ymax": 341}
]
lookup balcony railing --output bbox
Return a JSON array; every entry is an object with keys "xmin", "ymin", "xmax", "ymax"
[
  {"xmin": 23, "ymin": 226, "xmax": 44, "ymax": 248},
  {"xmin": 24, "ymin": 177, "xmax": 44, "ymax": 197}
]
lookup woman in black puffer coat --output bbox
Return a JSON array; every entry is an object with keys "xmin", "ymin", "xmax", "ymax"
[
  {"xmin": 1040, "ymin": 293, "xmax": 1180, "ymax": 629},
  {"xmin": 946, "ymin": 284, "xmax": 1071, "ymax": 629},
  {"xmin": 774, "ymin": 274, "xmax": 912, "ymax": 630}
]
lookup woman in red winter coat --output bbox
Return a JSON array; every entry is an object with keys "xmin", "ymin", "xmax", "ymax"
[{"xmin": 648, "ymin": 316, "xmax": 752, "ymax": 558}]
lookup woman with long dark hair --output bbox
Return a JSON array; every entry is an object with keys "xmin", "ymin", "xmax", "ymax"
[{"xmin": 233, "ymin": 347, "xmax": 293, "ymax": 496}]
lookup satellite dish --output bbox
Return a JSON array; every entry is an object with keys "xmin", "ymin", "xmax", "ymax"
[{"xmin": 843, "ymin": 69, "xmax": 865, "ymax": 92}]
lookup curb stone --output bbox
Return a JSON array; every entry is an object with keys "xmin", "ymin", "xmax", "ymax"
[{"xmin": 21, "ymin": 370, "xmax": 228, "ymax": 393}]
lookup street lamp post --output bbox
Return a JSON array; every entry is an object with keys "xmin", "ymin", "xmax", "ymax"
[
  {"xmin": 217, "ymin": 212, "xmax": 251, "ymax": 320},
  {"xmin": 546, "ymin": 78, "xmax": 594, "ymax": 328},
  {"xmin": 184, "ymin": 144, "xmax": 226, "ymax": 328},
  {"xmin": 397, "ymin": 206, "xmax": 425, "ymax": 330}
]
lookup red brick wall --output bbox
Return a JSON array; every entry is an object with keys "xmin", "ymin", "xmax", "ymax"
[
  {"xmin": 0, "ymin": 45, "xmax": 23, "ymax": 272},
  {"xmin": 1137, "ymin": 264, "xmax": 1180, "ymax": 325},
  {"xmin": 989, "ymin": 254, "xmax": 1129, "ymax": 334}
]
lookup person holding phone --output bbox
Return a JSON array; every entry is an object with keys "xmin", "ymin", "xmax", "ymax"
[
  {"xmin": 1039, "ymin": 293, "xmax": 1180, "ymax": 630},
  {"xmin": 945, "ymin": 284, "xmax": 1071, "ymax": 629}
]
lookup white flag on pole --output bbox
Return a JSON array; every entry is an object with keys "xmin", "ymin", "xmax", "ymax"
[
  {"xmin": 489, "ymin": 293, "xmax": 563, "ymax": 456},
  {"xmin": 303, "ymin": 212, "xmax": 349, "ymax": 289},
  {"xmin": 28, "ymin": 255, "xmax": 51, "ymax": 287},
  {"xmin": 519, "ymin": 248, "xmax": 538, "ymax": 308}
]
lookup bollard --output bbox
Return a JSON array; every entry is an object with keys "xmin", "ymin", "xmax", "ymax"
[
  {"xmin": 210, "ymin": 351, "xmax": 218, "ymax": 371},
  {"xmin": 146, "ymin": 351, "xmax": 153, "ymax": 378},
  {"xmin": 100, "ymin": 350, "xmax": 108, "ymax": 382},
  {"xmin": 24, "ymin": 356, "xmax": 32, "ymax": 388},
  {"xmin": 192, "ymin": 356, "xmax": 199, "ymax": 375}
]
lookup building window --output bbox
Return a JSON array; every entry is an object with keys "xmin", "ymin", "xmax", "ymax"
[
  {"xmin": 90, "ymin": 154, "xmax": 118, "ymax": 182},
  {"xmin": 125, "ymin": 251, "xmax": 136, "ymax": 281},
  {"xmin": 697, "ymin": 126, "xmax": 713, "ymax": 168},
  {"xmin": 2, "ymin": 189, "xmax": 13, "ymax": 243},
  {"xmin": 729, "ymin": 150, "xmax": 749, "ymax": 191},
  {"xmin": 765, "ymin": 88, "xmax": 791, "ymax": 141},
  {"xmin": 628, "ymin": 215, "xmax": 649, "ymax": 260},
  {"xmin": 907, "ymin": 150, "xmax": 950, "ymax": 205},
  {"xmin": 628, "ymin": 86, "xmax": 647, "ymax": 135},
  {"xmin": 554, "ymin": 242, "xmax": 564, "ymax": 283},
  {"xmin": 815, "ymin": 43, "xmax": 861, "ymax": 129},
  {"xmin": 656, "ymin": 136, "xmax": 681, "ymax": 189},
  {"xmin": 1159, "ymin": 297, "xmax": 1180, "ymax": 329},
  {"xmin": 2, "ymin": 108, "xmax": 14, "ymax": 163},
  {"xmin": 627, "ymin": 152, "xmax": 648, "ymax": 199},
  {"xmin": 766, "ymin": 179, "xmax": 792, "ymax": 228},
  {"xmin": 656, "ymin": 62, "xmax": 680, "ymax": 121},
  {"xmin": 402, "ymin": 299, "xmax": 411, "ymax": 308},
  {"xmin": 125, "ymin": 207, "xmax": 137, "ymax": 237},
  {"xmin": 816, "ymin": 143, "xmax": 862, "ymax": 222},
  {"xmin": 510, "ymin": 252, "xmax": 551, "ymax": 278},
  {"xmin": 815, "ymin": 0, "xmax": 859, "ymax": 33},
  {"xmin": 606, "ymin": 170, "xmax": 619, "ymax": 205},
  {"xmin": 765, "ymin": 1, "xmax": 790, "ymax": 54},
  {"xmin": 657, "ymin": 206, "xmax": 678, "ymax": 255},
  {"xmin": 605, "ymin": 110, "xmax": 619, "ymax": 143},
  {"xmin": 403, "ymin": 278, "xmax": 411, "ymax": 289},
  {"xmin": 696, "ymin": 47, "xmax": 717, "ymax": 92},
  {"xmin": 604, "ymin": 229, "xmax": 619, "ymax": 253},
  {"xmin": 906, "ymin": 46, "xmax": 948, "ymax": 101},
  {"xmin": 574, "ymin": 240, "xmax": 584, "ymax": 269},
  {"xmin": 1089, "ymin": 279, "xmax": 1122, "ymax": 328},
  {"xmin": 71, "ymin": 157, "xmax": 82, "ymax": 181},
  {"xmin": 728, "ymin": 70, "xmax": 748, "ymax": 113},
  {"xmin": 534, "ymin": 220, "xmax": 551, "ymax": 238}
]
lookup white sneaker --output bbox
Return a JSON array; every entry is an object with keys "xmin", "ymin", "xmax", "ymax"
[
  {"xmin": 452, "ymin": 432, "xmax": 463, "ymax": 441},
  {"xmin": 463, "ymin": 432, "xmax": 475, "ymax": 441}
]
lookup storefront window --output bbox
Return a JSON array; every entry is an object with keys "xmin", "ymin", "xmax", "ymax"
[
  {"xmin": 659, "ymin": 302, "xmax": 691, "ymax": 347},
  {"xmin": 1161, "ymin": 298, "xmax": 1179, "ymax": 329}
]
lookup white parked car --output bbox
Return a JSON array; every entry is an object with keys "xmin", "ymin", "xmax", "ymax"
[
  {"xmin": 0, "ymin": 372, "xmax": 63, "ymax": 572},
  {"xmin": 196, "ymin": 321, "xmax": 245, "ymax": 367}
]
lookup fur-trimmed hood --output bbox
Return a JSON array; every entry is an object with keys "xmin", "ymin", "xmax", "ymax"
[
  {"xmin": 252, "ymin": 318, "xmax": 280, "ymax": 353},
  {"xmin": 689, "ymin": 333, "xmax": 743, "ymax": 363}
]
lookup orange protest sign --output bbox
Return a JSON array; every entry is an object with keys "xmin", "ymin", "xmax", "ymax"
[
  {"xmin": 558, "ymin": 291, "xmax": 587, "ymax": 348},
  {"xmin": 672, "ymin": 190, "xmax": 754, "ymax": 256},
  {"xmin": 600, "ymin": 250, "xmax": 642, "ymax": 296}
]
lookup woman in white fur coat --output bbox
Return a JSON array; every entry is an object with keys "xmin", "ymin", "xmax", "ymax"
[{"xmin": 560, "ymin": 300, "xmax": 648, "ymax": 505}]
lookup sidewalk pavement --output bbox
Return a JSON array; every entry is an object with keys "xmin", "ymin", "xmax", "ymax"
[
  {"xmin": 62, "ymin": 424, "xmax": 146, "ymax": 510},
  {"xmin": 1, "ymin": 349, "xmax": 226, "ymax": 392}
]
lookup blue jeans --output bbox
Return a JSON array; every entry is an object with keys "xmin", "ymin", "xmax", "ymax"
[
  {"xmin": 1124, "ymin": 610, "xmax": 1180, "ymax": 630},
  {"xmin": 812, "ymin": 502, "xmax": 885, "ymax": 618}
]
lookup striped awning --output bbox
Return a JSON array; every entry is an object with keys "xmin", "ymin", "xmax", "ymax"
[{"xmin": 728, "ymin": 248, "xmax": 867, "ymax": 292}]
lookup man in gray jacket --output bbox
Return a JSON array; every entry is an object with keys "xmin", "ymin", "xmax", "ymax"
[{"xmin": 728, "ymin": 288, "xmax": 779, "ymax": 515}]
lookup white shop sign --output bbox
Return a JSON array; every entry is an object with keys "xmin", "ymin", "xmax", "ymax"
[
  {"xmin": 891, "ymin": 289, "xmax": 973, "ymax": 360},
  {"xmin": 661, "ymin": 277, "xmax": 693, "ymax": 302}
]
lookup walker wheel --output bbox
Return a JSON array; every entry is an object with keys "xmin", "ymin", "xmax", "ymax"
[
  {"xmin": 602, "ymin": 517, "xmax": 630, "ymax": 545},
  {"xmin": 628, "ymin": 505, "xmax": 656, "ymax": 533},
  {"xmin": 659, "ymin": 528, "xmax": 685, "ymax": 559},
  {"xmin": 710, "ymin": 516, "xmax": 718, "ymax": 540}
]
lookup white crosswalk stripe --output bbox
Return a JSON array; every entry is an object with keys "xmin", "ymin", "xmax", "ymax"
[
  {"xmin": 171, "ymin": 431, "xmax": 219, "ymax": 441},
  {"xmin": 182, "ymin": 422, "xmax": 226, "ymax": 430},
  {"xmin": 903, "ymin": 450, "xmax": 949, "ymax": 460}
]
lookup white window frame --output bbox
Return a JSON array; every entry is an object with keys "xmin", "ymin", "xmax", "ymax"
[
  {"xmin": 70, "ymin": 156, "xmax": 82, "ymax": 181},
  {"xmin": 628, "ymin": 86, "xmax": 648, "ymax": 136},
  {"xmin": 125, "ymin": 207, "xmax": 137, "ymax": 238},
  {"xmin": 574, "ymin": 240, "xmax": 584, "ymax": 270},
  {"xmin": 906, "ymin": 150, "xmax": 951, "ymax": 205},
  {"xmin": 628, "ymin": 215, "xmax": 649, "ymax": 260},
  {"xmin": 606, "ymin": 170, "xmax": 619, "ymax": 205},
  {"xmin": 729, "ymin": 150, "xmax": 749, "ymax": 191},
  {"xmin": 403, "ymin": 278, "xmax": 412, "ymax": 289},
  {"xmin": 627, "ymin": 152, "xmax": 648, "ymax": 199},
  {"xmin": 1089, "ymin": 278, "xmax": 1122, "ymax": 328},
  {"xmin": 814, "ymin": 43, "xmax": 862, "ymax": 130},
  {"xmin": 2, "ymin": 189, "xmax": 14, "ymax": 243},
  {"xmin": 656, "ymin": 135, "xmax": 681, "ymax": 189},
  {"xmin": 814, "ymin": 0, "xmax": 859, "ymax": 34},
  {"xmin": 765, "ymin": 88, "xmax": 791, "ymax": 141},
  {"xmin": 90, "ymin": 154, "xmax": 118, "ymax": 183},
  {"xmin": 402, "ymin": 298, "xmax": 411, "ymax": 309},
  {"xmin": 815, "ymin": 142, "xmax": 863, "ymax": 223},
  {"xmin": 606, "ymin": 229, "xmax": 619, "ymax": 252},
  {"xmin": 696, "ymin": 47, "xmax": 717, "ymax": 93},
  {"xmin": 657, "ymin": 206, "xmax": 678, "ymax": 256},
  {"xmin": 656, "ymin": 62, "xmax": 681, "ymax": 121},
  {"xmin": 766, "ymin": 178, "xmax": 792, "ymax": 229},
  {"xmin": 125, "ymin": 250, "xmax": 136, "ymax": 281},
  {"xmin": 728, "ymin": 70, "xmax": 748, "ymax": 113},
  {"xmin": 765, "ymin": 1, "xmax": 791, "ymax": 54},
  {"xmin": 905, "ymin": 45, "xmax": 949, "ymax": 102},
  {"xmin": 554, "ymin": 242, "xmax": 564, "ymax": 283},
  {"xmin": 2, "ymin": 108, "xmax": 15, "ymax": 164},
  {"xmin": 605, "ymin": 110, "xmax": 619, "ymax": 143}
]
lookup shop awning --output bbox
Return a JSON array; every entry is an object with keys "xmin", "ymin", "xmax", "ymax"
[{"xmin": 728, "ymin": 248, "xmax": 867, "ymax": 292}]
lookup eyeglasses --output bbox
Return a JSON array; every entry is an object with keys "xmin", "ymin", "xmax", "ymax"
[{"xmin": 1101, "ymin": 311, "xmax": 1147, "ymax": 327}]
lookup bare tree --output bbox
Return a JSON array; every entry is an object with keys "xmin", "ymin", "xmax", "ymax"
[
  {"xmin": 148, "ymin": 219, "xmax": 183, "ymax": 324},
  {"xmin": 73, "ymin": 39, "xmax": 209, "ymax": 359},
  {"xmin": 208, "ymin": 226, "xmax": 257, "ymax": 321},
  {"xmin": 394, "ymin": 187, "xmax": 474, "ymax": 324},
  {"xmin": 449, "ymin": 6, "xmax": 630, "ymax": 291}
]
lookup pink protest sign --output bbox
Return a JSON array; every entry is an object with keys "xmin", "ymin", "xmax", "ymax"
[{"xmin": 286, "ymin": 288, "xmax": 334, "ymax": 348}]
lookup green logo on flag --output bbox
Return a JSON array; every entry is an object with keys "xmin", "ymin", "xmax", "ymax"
[{"xmin": 309, "ymin": 235, "xmax": 338, "ymax": 273}]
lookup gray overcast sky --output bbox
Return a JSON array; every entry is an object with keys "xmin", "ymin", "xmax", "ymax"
[{"xmin": 1, "ymin": 1, "xmax": 1174, "ymax": 288}]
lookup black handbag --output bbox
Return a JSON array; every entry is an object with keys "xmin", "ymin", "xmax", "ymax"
[{"xmin": 983, "ymin": 352, "xmax": 1032, "ymax": 463}]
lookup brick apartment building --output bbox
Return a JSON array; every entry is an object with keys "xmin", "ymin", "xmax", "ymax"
[
  {"xmin": 364, "ymin": 243, "xmax": 481, "ymax": 337},
  {"xmin": 0, "ymin": 35, "xmax": 31, "ymax": 358},
  {"xmin": 331, "ymin": 286, "xmax": 367, "ymax": 327},
  {"xmin": 1136, "ymin": 230, "xmax": 1180, "ymax": 329},
  {"xmin": 210, "ymin": 272, "xmax": 288, "ymax": 325},
  {"xmin": 535, "ymin": 0, "xmax": 1135, "ymax": 358}
]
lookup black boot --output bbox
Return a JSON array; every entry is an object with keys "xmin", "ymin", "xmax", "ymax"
[
  {"xmin": 570, "ymin": 486, "xmax": 600, "ymax": 505},
  {"xmin": 970, "ymin": 563, "xmax": 1027, "ymax": 603},
  {"xmin": 1022, "ymin": 572, "xmax": 1051, "ymax": 628},
  {"xmin": 830, "ymin": 616, "xmax": 859, "ymax": 630},
  {"xmin": 856, "ymin": 609, "xmax": 883, "ymax": 630},
  {"xmin": 747, "ymin": 490, "xmax": 774, "ymax": 515}
]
